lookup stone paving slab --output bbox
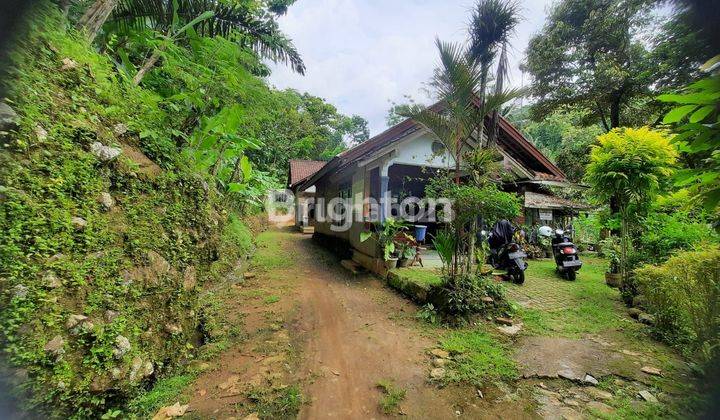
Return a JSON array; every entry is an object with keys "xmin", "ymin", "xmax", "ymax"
[{"xmin": 515, "ymin": 336, "xmax": 639, "ymax": 382}]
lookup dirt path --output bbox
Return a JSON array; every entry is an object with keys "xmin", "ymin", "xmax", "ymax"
[
  {"xmin": 180, "ymin": 230, "xmax": 695, "ymax": 420},
  {"xmin": 184, "ymin": 229, "xmax": 493, "ymax": 419}
]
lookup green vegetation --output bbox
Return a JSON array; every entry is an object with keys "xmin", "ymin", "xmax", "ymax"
[
  {"xmin": 253, "ymin": 230, "xmax": 293, "ymax": 271},
  {"xmin": 635, "ymin": 248, "xmax": 720, "ymax": 368},
  {"xmin": 393, "ymin": 268, "xmax": 443, "ymax": 287},
  {"xmin": 659, "ymin": 57, "xmax": 720, "ymax": 209},
  {"xmin": 585, "ymin": 127, "xmax": 678, "ymax": 281},
  {"xmin": 376, "ymin": 379, "xmax": 407, "ymax": 414},
  {"xmin": 439, "ymin": 328, "xmax": 517, "ymax": 386},
  {"xmin": 247, "ymin": 384, "xmax": 303, "ymax": 420},
  {"xmin": 525, "ymin": 0, "xmax": 710, "ymax": 130},
  {"xmin": 263, "ymin": 295, "xmax": 280, "ymax": 304},
  {"xmin": 127, "ymin": 372, "xmax": 195, "ymax": 416},
  {"xmin": 512, "ymin": 258, "xmax": 631, "ymax": 337},
  {"xmin": 512, "ymin": 109, "xmax": 604, "ymax": 182},
  {"xmin": 0, "ymin": 7, "xmax": 256, "ymax": 417}
]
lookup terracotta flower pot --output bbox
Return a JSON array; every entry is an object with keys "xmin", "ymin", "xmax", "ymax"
[{"xmin": 398, "ymin": 258, "xmax": 411, "ymax": 268}]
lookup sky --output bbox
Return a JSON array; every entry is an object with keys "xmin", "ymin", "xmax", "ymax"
[{"xmin": 267, "ymin": 0, "xmax": 556, "ymax": 136}]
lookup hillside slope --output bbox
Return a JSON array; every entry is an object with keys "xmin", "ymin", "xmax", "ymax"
[{"xmin": 0, "ymin": 8, "xmax": 254, "ymax": 418}]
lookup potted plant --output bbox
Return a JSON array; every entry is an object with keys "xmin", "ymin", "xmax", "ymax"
[
  {"xmin": 602, "ymin": 238, "xmax": 622, "ymax": 287},
  {"xmin": 397, "ymin": 235, "xmax": 417, "ymax": 267},
  {"xmin": 360, "ymin": 217, "xmax": 409, "ymax": 270},
  {"xmin": 538, "ymin": 234, "xmax": 552, "ymax": 258}
]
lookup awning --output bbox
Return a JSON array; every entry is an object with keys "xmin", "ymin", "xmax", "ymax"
[{"xmin": 524, "ymin": 191, "xmax": 593, "ymax": 210}]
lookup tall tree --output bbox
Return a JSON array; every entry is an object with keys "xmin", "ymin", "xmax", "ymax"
[
  {"xmin": 525, "ymin": 0, "xmax": 657, "ymax": 130},
  {"xmin": 467, "ymin": 0, "xmax": 519, "ymax": 146},
  {"xmin": 76, "ymin": 0, "xmax": 119, "ymax": 42}
]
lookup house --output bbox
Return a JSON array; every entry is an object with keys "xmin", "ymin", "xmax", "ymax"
[
  {"xmin": 291, "ymin": 101, "xmax": 587, "ymax": 268},
  {"xmin": 287, "ymin": 159, "xmax": 326, "ymax": 233}
]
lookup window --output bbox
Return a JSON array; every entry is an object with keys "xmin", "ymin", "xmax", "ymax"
[
  {"xmin": 333, "ymin": 181, "xmax": 352, "ymax": 227},
  {"xmin": 431, "ymin": 141, "xmax": 446, "ymax": 154}
]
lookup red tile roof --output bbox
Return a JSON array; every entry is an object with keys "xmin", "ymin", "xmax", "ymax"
[{"xmin": 288, "ymin": 160, "xmax": 326, "ymax": 187}]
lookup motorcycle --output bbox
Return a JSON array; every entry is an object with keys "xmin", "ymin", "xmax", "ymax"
[
  {"xmin": 539, "ymin": 226, "xmax": 582, "ymax": 281},
  {"xmin": 487, "ymin": 220, "xmax": 527, "ymax": 284}
]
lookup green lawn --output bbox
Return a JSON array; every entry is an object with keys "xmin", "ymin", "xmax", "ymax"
[
  {"xmin": 439, "ymin": 328, "xmax": 518, "ymax": 386},
  {"xmin": 392, "ymin": 267, "xmax": 444, "ymax": 287},
  {"xmin": 504, "ymin": 257, "xmax": 637, "ymax": 338}
]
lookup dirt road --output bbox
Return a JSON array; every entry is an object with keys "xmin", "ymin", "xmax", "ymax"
[{"xmin": 185, "ymin": 229, "xmax": 498, "ymax": 419}]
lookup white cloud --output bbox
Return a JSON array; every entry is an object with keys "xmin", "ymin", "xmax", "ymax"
[{"xmin": 268, "ymin": 0, "xmax": 554, "ymax": 136}]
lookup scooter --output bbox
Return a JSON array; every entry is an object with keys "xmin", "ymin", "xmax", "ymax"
[
  {"xmin": 487, "ymin": 220, "xmax": 527, "ymax": 284},
  {"xmin": 539, "ymin": 226, "xmax": 582, "ymax": 280}
]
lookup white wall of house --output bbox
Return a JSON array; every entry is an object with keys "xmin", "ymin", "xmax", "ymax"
[
  {"xmin": 392, "ymin": 132, "xmax": 454, "ymax": 168},
  {"xmin": 311, "ymin": 128, "xmax": 533, "ymax": 258}
]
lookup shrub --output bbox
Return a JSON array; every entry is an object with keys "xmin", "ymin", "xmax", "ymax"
[
  {"xmin": 574, "ymin": 212, "xmax": 603, "ymax": 246},
  {"xmin": 432, "ymin": 273, "xmax": 507, "ymax": 317},
  {"xmin": 637, "ymin": 212, "xmax": 717, "ymax": 264},
  {"xmin": 635, "ymin": 248, "xmax": 720, "ymax": 367}
]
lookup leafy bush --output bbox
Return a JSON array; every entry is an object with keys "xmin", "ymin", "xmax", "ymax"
[
  {"xmin": 433, "ymin": 273, "xmax": 507, "ymax": 317},
  {"xmin": 574, "ymin": 212, "xmax": 603, "ymax": 246},
  {"xmin": 635, "ymin": 248, "xmax": 720, "ymax": 367},
  {"xmin": 637, "ymin": 211, "xmax": 717, "ymax": 263}
]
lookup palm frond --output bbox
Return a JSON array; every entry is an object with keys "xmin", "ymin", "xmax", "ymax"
[
  {"xmin": 404, "ymin": 103, "xmax": 457, "ymax": 154},
  {"xmin": 110, "ymin": 0, "xmax": 305, "ymax": 74},
  {"xmin": 468, "ymin": 0, "xmax": 520, "ymax": 67}
]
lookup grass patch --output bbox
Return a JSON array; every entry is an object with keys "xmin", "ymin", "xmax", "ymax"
[
  {"xmin": 394, "ymin": 267, "xmax": 444, "ymax": 287},
  {"xmin": 440, "ymin": 327, "xmax": 517, "ymax": 386},
  {"xmin": 253, "ymin": 231, "xmax": 293, "ymax": 270},
  {"xmin": 247, "ymin": 385, "xmax": 303, "ymax": 419},
  {"xmin": 376, "ymin": 380, "xmax": 406, "ymax": 414},
  {"xmin": 127, "ymin": 373, "xmax": 194, "ymax": 416},
  {"xmin": 264, "ymin": 295, "xmax": 280, "ymax": 304},
  {"xmin": 509, "ymin": 258, "xmax": 633, "ymax": 337}
]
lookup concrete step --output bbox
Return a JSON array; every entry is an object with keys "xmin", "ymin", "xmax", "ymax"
[
  {"xmin": 340, "ymin": 259, "xmax": 364, "ymax": 275},
  {"xmin": 298, "ymin": 226, "xmax": 314, "ymax": 234}
]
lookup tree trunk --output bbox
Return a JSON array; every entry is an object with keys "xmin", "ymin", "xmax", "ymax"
[
  {"xmin": 467, "ymin": 219, "xmax": 477, "ymax": 274},
  {"xmin": 620, "ymin": 205, "xmax": 629, "ymax": 284},
  {"xmin": 455, "ymin": 131, "xmax": 461, "ymax": 185},
  {"xmin": 610, "ymin": 98, "xmax": 621, "ymax": 129},
  {"xmin": 60, "ymin": 0, "xmax": 72, "ymax": 15},
  {"xmin": 76, "ymin": 0, "xmax": 118, "ymax": 42},
  {"xmin": 132, "ymin": 48, "xmax": 163, "ymax": 86},
  {"xmin": 487, "ymin": 43, "xmax": 508, "ymax": 147}
]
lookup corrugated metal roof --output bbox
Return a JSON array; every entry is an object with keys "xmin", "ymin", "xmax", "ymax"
[{"xmin": 524, "ymin": 191, "xmax": 592, "ymax": 210}]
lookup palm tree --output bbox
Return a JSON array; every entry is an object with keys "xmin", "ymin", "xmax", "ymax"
[
  {"xmin": 406, "ymin": 39, "xmax": 520, "ymax": 273},
  {"xmin": 407, "ymin": 39, "xmax": 519, "ymax": 184},
  {"xmin": 75, "ymin": 0, "xmax": 305, "ymax": 74},
  {"xmin": 468, "ymin": 0, "xmax": 519, "ymax": 146}
]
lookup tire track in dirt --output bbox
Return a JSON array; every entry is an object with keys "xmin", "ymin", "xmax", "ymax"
[
  {"xmin": 290, "ymin": 234, "xmax": 466, "ymax": 419},
  {"xmin": 185, "ymin": 229, "xmax": 523, "ymax": 419}
]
